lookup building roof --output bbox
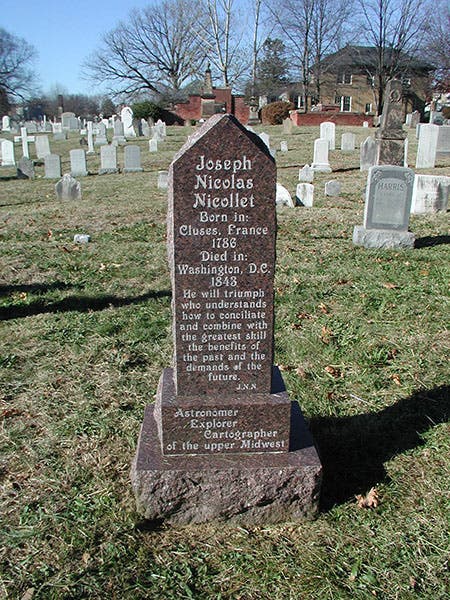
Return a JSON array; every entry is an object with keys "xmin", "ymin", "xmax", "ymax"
[{"xmin": 319, "ymin": 45, "xmax": 434, "ymax": 72}]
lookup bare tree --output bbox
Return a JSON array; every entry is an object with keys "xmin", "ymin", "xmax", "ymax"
[
  {"xmin": 196, "ymin": 0, "xmax": 249, "ymax": 88},
  {"xmin": 420, "ymin": 0, "xmax": 449, "ymax": 93},
  {"xmin": 356, "ymin": 0, "xmax": 429, "ymax": 113},
  {"xmin": 0, "ymin": 27, "xmax": 37, "ymax": 103},
  {"xmin": 83, "ymin": 0, "xmax": 206, "ymax": 100}
]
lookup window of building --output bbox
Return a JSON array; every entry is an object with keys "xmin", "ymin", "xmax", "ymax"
[
  {"xmin": 367, "ymin": 74, "xmax": 375, "ymax": 87},
  {"xmin": 365, "ymin": 103, "xmax": 373, "ymax": 114},
  {"xmin": 336, "ymin": 95, "xmax": 351, "ymax": 112},
  {"xmin": 337, "ymin": 70, "xmax": 352, "ymax": 84}
]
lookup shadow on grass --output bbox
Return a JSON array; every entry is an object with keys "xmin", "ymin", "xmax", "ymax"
[
  {"xmin": 0, "ymin": 289, "xmax": 171, "ymax": 320},
  {"xmin": 0, "ymin": 281, "xmax": 75, "ymax": 296},
  {"xmin": 310, "ymin": 385, "xmax": 449, "ymax": 511},
  {"xmin": 414, "ymin": 235, "xmax": 450, "ymax": 249}
]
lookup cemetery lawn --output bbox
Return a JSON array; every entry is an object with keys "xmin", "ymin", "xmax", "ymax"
[{"xmin": 1, "ymin": 126, "xmax": 449, "ymax": 599}]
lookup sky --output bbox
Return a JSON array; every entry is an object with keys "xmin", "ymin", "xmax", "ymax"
[{"xmin": 6, "ymin": 0, "xmax": 155, "ymax": 97}]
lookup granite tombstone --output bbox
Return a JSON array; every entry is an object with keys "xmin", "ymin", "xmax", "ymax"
[
  {"xmin": 375, "ymin": 80, "xmax": 407, "ymax": 166},
  {"xmin": 411, "ymin": 175, "xmax": 450, "ymax": 213},
  {"xmin": 131, "ymin": 114, "xmax": 322, "ymax": 525},
  {"xmin": 123, "ymin": 145, "xmax": 143, "ymax": 173},
  {"xmin": 353, "ymin": 165, "xmax": 415, "ymax": 248},
  {"xmin": 70, "ymin": 149, "xmax": 88, "ymax": 177},
  {"xmin": 44, "ymin": 153, "xmax": 61, "ymax": 179},
  {"xmin": 99, "ymin": 145, "xmax": 118, "ymax": 174}
]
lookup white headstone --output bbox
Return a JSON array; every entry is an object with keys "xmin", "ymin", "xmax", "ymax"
[
  {"xmin": 437, "ymin": 125, "xmax": 450, "ymax": 154},
  {"xmin": 149, "ymin": 139, "xmax": 158, "ymax": 152},
  {"xmin": 259, "ymin": 132, "xmax": 270, "ymax": 149},
  {"xmin": 299, "ymin": 164, "xmax": 314, "ymax": 182},
  {"xmin": 282, "ymin": 117, "xmax": 293, "ymax": 135},
  {"xmin": 312, "ymin": 139, "xmax": 331, "ymax": 172},
  {"xmin": 20, "ymin": 127, "xmax": 30, "ymax": 158},
  {"xmin": 411, "ymin": 175, "xmax": 450, "ymax": 213},
  {"xmin": 1, "ymin": 140, "xmax": 15, "ymax": 166},
  {"xmin": 416, "ymin": 124, "xmax": 439, "ymax": 168},
  {"xmin": 363, "ymin": 121, "xmax": 369, "ymax": 128},
  {"xmin": 296, "ymin": 183, "xmax": 314, "ymax": 207},
  {"xmin": 275, "ymin": 183, "xmax": 294, "ymax": 207},
  {"xmin": 320, "ymin": 122, "xmax": 335, "ymax": 150},
  {"xmin": 157, "ymin": 170, "xmax": 168, "ymax": 189},
  {"xmin": 87, "ymin": 121, "xmax": 95, "ymax": 154},
  {"xmin": 280, "ymin": 141, "xmax": 288, "ymax": 152},
  {"xmin": 2, "ymin": 115, "xmax": 10, "ymax": 131},
  {"xmin": 70, "ymin": 149, "xmax": 88, "ymax": 177},
  {"xmin": 121, "ymin": 106, "xmax": 136, "ymax": 137},
  {"xmin": 95, "ymin": 122, "xmax": 108, "ymax": 146}
]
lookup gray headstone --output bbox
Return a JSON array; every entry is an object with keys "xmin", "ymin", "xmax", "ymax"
[
  {"xmin": 415, "ymin": 124, "xmax": 439, "ymax": 168},
  {"xmin": 353, "ymin": 165, "xmax": 415, "ymax": 248},
  {"xmin": 341, "ymin": 132, "xmax": 356, "ymax": 151},
  {"xmin": 411, "ymin": 175, "xmax": 450, "ymax": 213},
  {"xmin": 123, "ymin": 145, "xmax": 143, "ymax": 172},
  {"xmin": 53, "ymin": 132, "xmax": 67, "ymax": 141},
  {"xmin": 375, "ymin": 80, "xmax": 407, "ymax": 166},
  {"xmin": 312, "ymin": 139, "xmax": 331, "ymax": 172},
  {"xmin": 360, "ymin": 136, "xmax": 377, "ymax": 171},
  {"xmin": 55, "ymin": 173, "xmax": 82, "ymax": 201},
  {"xmin": 70, "ymin": 149, "xmax": 88, "ymax": 177},
  {"xmin": 320, "ymin": 122, "xmax": 335, "ymax": 150},
  {"xmin": 276, "ymin": 183, "xmax": 294, "ymax": 207},
  {"xmin": 113, "ymin": 119, "xmax": 126, "ymax": 145},
  {"xmin": 68, "ymin": 117, "xmax": 79, "ymax": 131},
  {"xmin": 35, "ymin": 135, "xmax": 51, "ymax": 159},
  {"xmin": 151, "ymin": 124, "xmax": 165, "ymax": 141},
  {"xmin": 95, "ymin": 122, "xmax": 108, "ymax": 146},
  {"xmin": 17, "ymin": 156, "xmax": 35, "ymax": 179},
  {"xmin": 99, "ymin": 145, "xmax": 118, "ymax": 174},
  {"xmin": 437, "ymin": 125, "xmax": 450, "ymax": 154},
  {"xmin": 299, "ymin": 164, "xmax": 314, "ymax": 183},
  {"xmin": 149, "ymin": 139, "xmax": 158, "ymax": 152},
  {"xmin": 141, "ymin": 119, "xmax": 151, "ymax": 137},
  {"xmin": 44, "ymin": 153, "xmax": 61, "ymax": 179},
  {"xmin": 61, "ymin": 112, "xmax": 75, "ymax": 129},
  {"xmin": 296, "ymin": 183, "xmax": 314, "ymax": 207},
  {"xmin": 1, "ymin": 140, "xmax": 15, "ymax": 166},
  {"xmin": 324, "ymin": 180, "xmax": 341, "ymax": 196},
  {"xmin": 282, "ymin": 117, "xmax": 293, "ymax": 135}
]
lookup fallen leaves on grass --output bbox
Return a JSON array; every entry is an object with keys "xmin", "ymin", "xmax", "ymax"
[
  {"xmin": 321, "ymin": 325, "xmax": 333, "ymax": 343},
  {"xmin": 356, "ymin": 487, "xmax": 380, "ymax": 509},
  {"xmin": 324, "ymin": 365, "xmax": 342, "ymax": 378},
  {"xmin": 391, "ymin": 373, "xmax": 402, "ymax": 386},
  {"xmin": 318, "ymin": 303, "xmax": 329, "ymax": 314},
  {"xmin": 382, "ymin": 282, "xmax": 398, "ymax": 289}
]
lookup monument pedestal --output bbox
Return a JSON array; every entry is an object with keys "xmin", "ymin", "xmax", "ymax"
[
  {"xmin": 131, "ymin": 401, "xmax": 322, "ymax": 525},
  {"xmin": 353, "ymin": 225, "xmax": 415, "ymax": 249}
]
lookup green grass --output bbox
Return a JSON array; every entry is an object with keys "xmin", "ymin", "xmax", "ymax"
[{"xmin": 1, "ymin": 125, "xmax": 449, "ymax": 599}]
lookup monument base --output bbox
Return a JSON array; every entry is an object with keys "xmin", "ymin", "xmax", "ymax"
[
  {"xmin": 311, "ymin": 163, "xmax": 332, "ymax": 173},
  {"xmin": 131, "ymin": 403, "xmax": 322, "ymax": 525},
  {"xmin": 353, "ymin": 225, "xmax": 415, "ymax": 249}
]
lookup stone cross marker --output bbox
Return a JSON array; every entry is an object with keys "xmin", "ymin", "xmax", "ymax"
[{"xmin": 131, "ymin": 114, "xmax": 322, "ymax": 525}]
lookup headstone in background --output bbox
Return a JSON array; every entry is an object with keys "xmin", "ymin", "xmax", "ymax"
[
  {"xmin": 296, "ymin": 183, "xmax": 314, "ymax": 207},
  {"xmin": 415, "ymin": 124, "xmax": 439, "ymax": 168},
  {"xmin": 276, "ymin": 182, "xmax": 294, "ymax": 207},
  {"xmin": 1, "ymin": 140, "xmax": 15, "ymax": 166},
  {"xmin": 149, "ymin": 139, "xmax": 158, "ymax": 152},
  {"xmin": 20, "ymin": 127, "xmax": 32, "ymax": 158},
  {"xmin": 436, "ymin": 125, "xmax": 450, "ymax": 154},
  {"xmin": 86, "ymin": 121, "xmax": 95, "ymax": 154},
  {"xmin": 131, "ymin": 114, "xmax": 321, "ymax": 525},
  {"xmin": 35, "ymin": 135, "xmax": 51, "ymax": 159},
  {"xmin": 61, "ymin": 112, "xmax": 75, "ymax": 129},
  {"xmin": 155, "ymin": 119, "xmax": 166, "ymax": 137},
  {"xmin": 94, "ymin": 122, "xmax": 108, "ymax": 146},
  {"xmin": 25, "ymin": 121, "xmax": 38, "ymax": 133},
  {"xmin": 157, "ymin": 170, "xmax": 168, "ymax": 189},
  {"xmin": 353, "ymin": 165, "xmax": 415, "ymax": 248},
  {"xmin": 44, "ymin": 153, "xmax": 61, "ymax": 179},
  {"xmin": 409, "ymin": 111, "xmax": 420, "ymax": 129},
  {"xmin": 123, "ymin": 145, "xmax": 143, "ymax": 173},
  {"xmin": 112, "ymin": 119, "xmax": 126, "ymax": 145},
  {"xmin": 411, "ymin": 174, "xmax": 450, "ymax": 214},
  {"xmin": 280, "ymin": 140, "xmax": 288, "ymax": 152},
  {"xmin": 17, "ymin": 156, "xmax": 35, "ymax": 179},
  {"xmin": 299, "ymin": 164, "xmax": 314, "ymax": 182},
  {"xmin": 52, "ymin": 122, "xmax": 62, "ymax": 133},
  {"xmin": 55, "ymin": 173, "xmax": 81, "ymax": 201},
  {"xmin": 282, "ymin": 117, "xmax": 293, "ymax": 135},
  {"xmin": 375, "ymin": 80, "xmax": 407, "ymax": 166},
  {"xmin": 68, "ymin": 117, "xmax": 79, "ymax": 131},
  {"xmin": 70, "ymin": 149, "xmax": 88, "ymax": 177},
  {"xmin": 325, "ymin": 180, "xmax": 341, "ymax": 196},
  {"xmin": 363, "ymin": 121, "xmax": 369, "ymax": 128},
  {"xmin": 99, "ymin": 145, "xmax": 118, "ymax": 174},
  {"xmin": 73, "ymin": 233, "xmax": 91, "ymax": 243},
  {"xmin": 53, "ymin": 131, "xmax": 67, "ymax": 141},
  {"xmin": 341, "ymin": 132, "xmax": 356, "ymax": 151},
  {"xmin": 2, "ymin": 115, "xmax": 10, "ymax": 131},
  {"xmin": 141, "ymin": 119, "xmax": 151, "ymax": 137},
  {"xmin": 360, "ymin": 136, "xmax": 377, "ymax": 171},
  {"xmin": 312, "ymin": 138, "xmax": 331, "ymax": 172},
  {"xmin": 320, "ymin": 121, "xmax": 335, "ymax": 150},
  {"xmin": 121, "ymin": 106, "xmax": 136, "ymax": 137}
]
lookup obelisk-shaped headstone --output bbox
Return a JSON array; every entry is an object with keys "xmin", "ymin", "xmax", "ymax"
[{"xmin": 131, "ymin": 114, "xmax": 322, "ymax": 525}]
